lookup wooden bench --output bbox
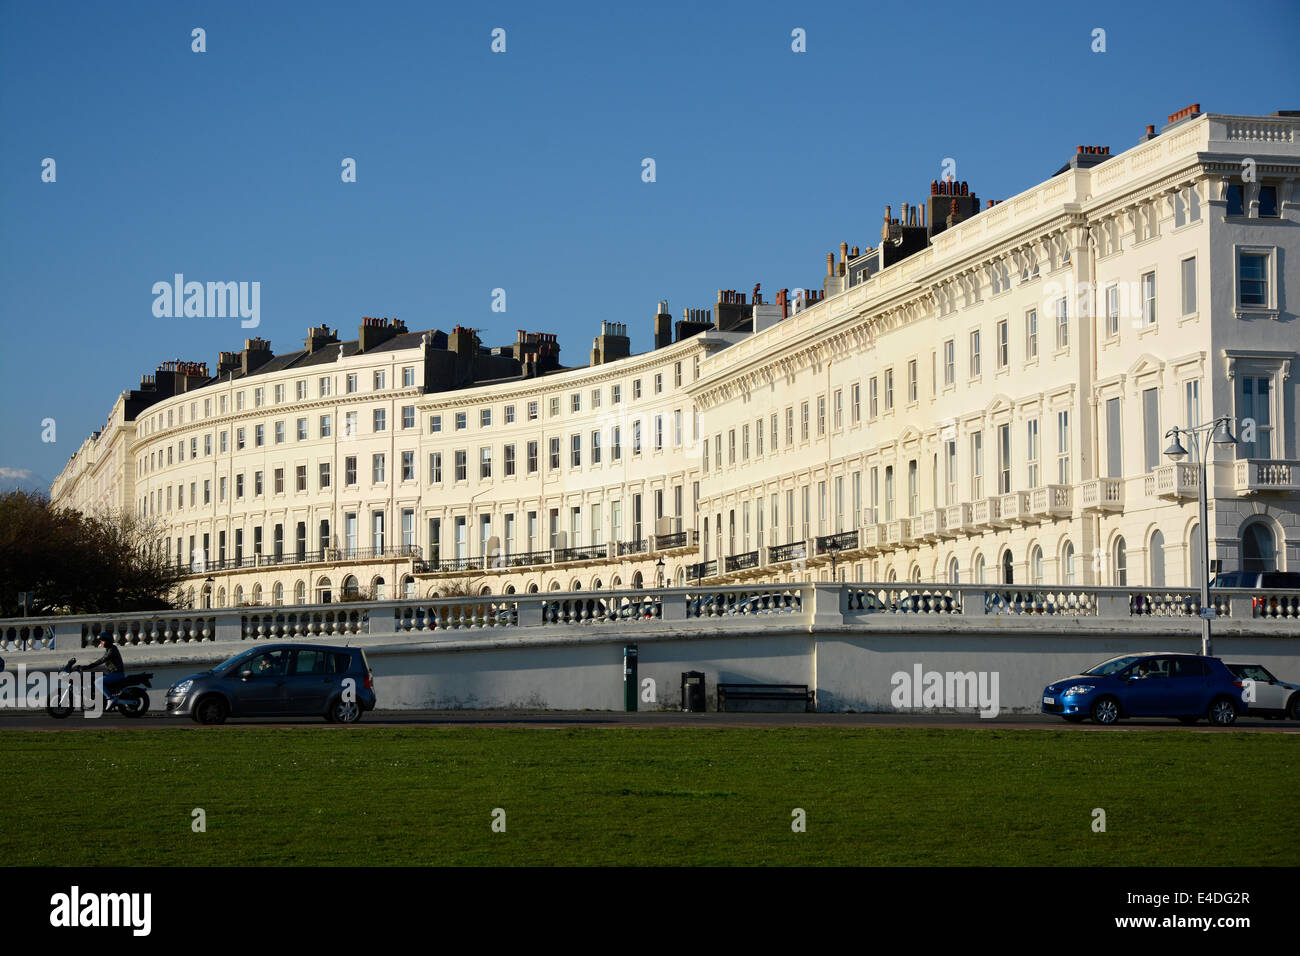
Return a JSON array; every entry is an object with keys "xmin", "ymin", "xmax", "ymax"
[{"xmin": 716, "ymin": 683, "xmax": 815, "ymax": 713}]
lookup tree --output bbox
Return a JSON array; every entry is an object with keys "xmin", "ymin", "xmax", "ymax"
[{"xmin": 0, "ymin": 491, "xmax": 185, "ymax": 616}]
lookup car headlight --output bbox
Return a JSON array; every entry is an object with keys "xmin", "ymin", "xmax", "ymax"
[
  {"xmin": 1063, "ymin": 684, "xmax": 1095, "ymax": 696},
  {"xmin": 170, "ymin": 680, "xmax": 193, "ymax": 697}
]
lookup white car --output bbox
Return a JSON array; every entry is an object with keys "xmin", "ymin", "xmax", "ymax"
[{"xmin": 1225, "ymin": 663, "xmax": 1300, "ymax": 720}]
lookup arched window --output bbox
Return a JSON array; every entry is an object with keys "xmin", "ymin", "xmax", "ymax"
[
  {"xmin": 202, "ymin": 583, "xmax": 213, "ymax": 609},
  {"xmin": 591, "ymin": 578, "xmax": 603, "ymax": 591},
  {"xmin": 947, "ymin": 556, "xmax": 960, "ymax": 584},
  {"xmin": 571, "ymin": 580, "xmax": 582, "ymax": 591},
  {"xmin": 1001, "ymin": 550, "xmax": 1014, "ymax": 585},
  {"xmin": 342, "ymin": 575, "xmax": 359, "ymax": 599},
  {"xmin": 973, "ymin": 553, "xmax": 985, "ymax": 584},
  {"xmin": 504, "ymin": 584, "xmax": 516, "ymax": 595},
  {"xmin": 1113, "ymin": 536, "xmax": 1127, "ymax": 586},
  {"xmin": 632, "ymin": 571, "xmax": 644, "ymax": 589},
  {"xmin": 611, "ymin": 575, "xmax": 622, "ymax": 588},
  {"xmin": 886, "ymin": 567, "xmax": 897, "ymax": 582},
  {"xmin": 372, "ymin": 576, "xmax": 386, "ymax": 600},
  {"xmin": 675, "ymin": 567, "xmax": 685, "ymax": 586},
  {"xmin": 910, "ymin": 565, "xmax": 922, "ymax": 583},
  {"xmin": 1030, "ymin": 546, "xmax": 1044, "ymax": 586},
  {"xmin": 548, "ymin": 580, "xmax": 562, "ymax": 591},
  {"xmin": 217, "ymin": 586, "xmax": 227, "ymax": 607},
  {"xmin": 528, "ymin": 582, "xmax": 540, "ymax": 593},
  {"xmin": 251, "ymin": 583, "xmax": 262, "ymax": 605},
  {"xmin": 480, "ymin": 585, "xmax": 493, "ymax": 595},
  {"xmin": 316, "ymin": 577, "xmax": 332, "ymax": 603},
  {"xmin": 234, "ymin": 585, "xmax": 245, "ymax": 605},
  {"xmin": 1062, "ymin": 541, "xmax": 1076, "ymax": 585},
  {"xmin": 1241, "ymin": 522, "xmax": 1276, "ymax": 573},
  {"xmin": 402, "ymin": 575, "xmax": 415, "ymax": 599},
  {"xmin": 272, "ymin": 582, "xmax": 283, "ymax": 605},
  {"xmin": 295, "ymin": 580, "xmax": 306, "ymax": 605},
  {"xmin": 1149, "ymin": 530, "xmax": 1165, "ymax": 587}
]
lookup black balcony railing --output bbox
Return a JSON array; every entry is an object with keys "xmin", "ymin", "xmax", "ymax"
[
  {"xmin": 725, "ymin": 550, "xmax": 759, "ymax": 573},
  {"xmin": 487, "ymin": 550, "xmax": 552, "ymax": 570},
  {"xmin": 179, "ymin": 545, "xmax": 421, "ymax": 575},
  {"xmin": 690, "ymin": 559, "xmax": 718, "ymax": 580},
  {"xmin": 432, "ymin": 556, "xmax": 481, "ymax": 573},
  {"xmin": 767, "ymin": 541, "xmax": 807, "ymax": 564},
  {"xmin": 656, "ymin": 531, "xmax": 688, "ymax": 550},
  {"xmin": 816, "ymin": 531, "xmax": 858, "ymax": 554},
  {"xmin": 618, "ymin": 539, "xmax": 647, "ymax": 556},
  {"xmin": 556, "ymin": 544, "xmax": 608, "ymax": 564}
]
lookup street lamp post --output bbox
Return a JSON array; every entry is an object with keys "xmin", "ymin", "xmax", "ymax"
[{"xmin": 1163, "ymin": 416, "xmax": 1237, "ymax": 656}]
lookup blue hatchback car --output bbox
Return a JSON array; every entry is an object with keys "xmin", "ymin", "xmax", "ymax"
[{"xmin": 1041, "ymin": 652, "xmax": 1246, "ymax": 726}]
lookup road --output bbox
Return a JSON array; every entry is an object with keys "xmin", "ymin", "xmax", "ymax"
[{"xmin": 2, "ymin": 709, "xmax": 1298, "ymax": 731}]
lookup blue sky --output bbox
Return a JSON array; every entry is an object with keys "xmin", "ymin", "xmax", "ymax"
[{"xmin": 2, "ymin": 0, "xmax": 1297, "ymax": 491}]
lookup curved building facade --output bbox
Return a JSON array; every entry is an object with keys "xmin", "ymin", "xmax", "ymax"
[{"xmin": 50, "ymin": 108, "xmax": 1300, "ymax": 608}]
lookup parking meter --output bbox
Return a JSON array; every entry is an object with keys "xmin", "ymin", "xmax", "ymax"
[{"xmin": 623, "ymin": 644, "xmax": 638, "ymax": 712}]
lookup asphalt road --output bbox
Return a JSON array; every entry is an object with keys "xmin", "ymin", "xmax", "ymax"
[{"xmin": 2, "ymin": 709, "xmax": 1298, "ymax": 731}]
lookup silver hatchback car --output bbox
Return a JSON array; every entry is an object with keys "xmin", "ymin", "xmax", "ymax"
[{"xmin": 166, "ymin": 643, "xmax": 377, "ymax": 724}]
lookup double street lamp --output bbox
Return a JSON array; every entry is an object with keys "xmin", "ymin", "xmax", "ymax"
[{"xmin": 1163, "ymin": 415, "xmax": 1237, "ymax": 656}]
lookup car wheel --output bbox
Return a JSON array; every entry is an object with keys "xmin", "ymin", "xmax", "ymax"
[
  {"xmin": 1091, "ymin": 696, "xmax": 1120, "ymax": 725},
  {"xmin": 192, "ymin": 695, "xmax": 228, "ymax": 725},
  {"xmin": 1288, "ymin": 694, "xmax": 1300, "ymax": 722},
  {"xmin": 329, "ymin": 696, "xmax": 362, "ymax": 724},
  {"xmin": 1207, "ymin": 697, "xmax": 1238, "ymax": 727},
  {"xmin": 1061, "ymin": 715, "xmax": 1085, "ymax": 723},
  {"xmin": 1177, "ymin": 716, "xmax": 1200, "ymax": 724}
]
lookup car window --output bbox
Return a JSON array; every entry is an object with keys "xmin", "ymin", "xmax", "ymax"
[
  {"xmin": 1229, "ymin": 664, "xmax": 1273, "ymax": 682},
  {"xmin": 289, "ymin": 650, "xmax": 331, "ymax": 676},
  {"xmin": 1262, "ymin": 573, "xmax": 1300, "ymax": 589},
  {"xmin": 1085, "ymin": 656, "xmax": 1140, "ymax": 676},
  {"xmin": 246, "ymin": 649, "xmax": 289, "ymax": 678},
  {"xmin": 331, "ymin": 652, "xmax": 353, "ymax": 674},
  {"xmin": 1131, "ymin": 657, "xmax": 1172, "ymax": 679},
  {"xmin": 1171, "ymin": 658, "xmax": 1208, "ymax": 678}
]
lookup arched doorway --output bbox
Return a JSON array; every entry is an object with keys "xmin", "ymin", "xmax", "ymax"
[
  {"xmin": 1149, "ymin": 530, "xmax": 1165, "ymax": 586},
  {"xmin": 1241, "ymin": 522, "xmax": 1276, "ymax": 573}
]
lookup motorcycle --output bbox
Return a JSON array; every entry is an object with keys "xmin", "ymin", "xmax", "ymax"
[{"xmin": 46, "ymin": 658, "xmax": 153, "ymax": 718}]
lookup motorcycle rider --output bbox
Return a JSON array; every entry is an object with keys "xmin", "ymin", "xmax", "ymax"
[{"xmin": 81, "ymin": 632, "xmax": 126, "ymax": 697}]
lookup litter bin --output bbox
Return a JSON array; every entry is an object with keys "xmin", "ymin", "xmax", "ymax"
[{"xmin": 681, "ymin": 671, "xmax": 706, "ymax": 712}]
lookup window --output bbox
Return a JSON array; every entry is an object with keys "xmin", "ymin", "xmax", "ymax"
[
  {"xmin": 430, "ymin": 414, "xmax": 442, "ymax": 433},
  {"xmin": 372, "ymin": 453, "xmax": 386, "ymax": 483},
  {"xmin": 1227, "ymin": 183, "xmax": 1245, "ymax": 216},
  {"xmin": 612, "ymin": 426, "xmax": 622, "ymax": 461},
  {"xmin": 254, "ymin": 387, "xmax": 264, "ymax": 408},
  {"xmin": 455, "ymin": 450, "xmax": 467, "ymax": 481},
  {"xmin": 907, "ymin": 360, "xmax": 918, "ymax": 402},
  {"xmin": 295, "ymin": 465, "xmax": 307, "ymax": 492},
  {"xmin": 633, "ymin": 380, "xmax": 642, "ymax": 400},
  {"xmin": 742, "ymin": 424, "xmax": 750, "ymax": 460},
  {"xmin": 570, "ymin": 434, "xmax": 581, "ymax": 468},
  {"xmin": 851, "ymin": 384, "xmax": 861, "ymax": 424},
  {"xmin": 505, "ymin": 443, "xmax": 517, "ymax": 475},
  {"xmin": 1062, "ymin": 541, "xmax": 1076, "ymax": 586},
  {"xmin": 1259, "ymin": 185, "xmax": 1278, "ymax": 218},
  {"xmin": 770, "ymin": 413, "xmax": 778, "ymax": 451},
  {"xmin": 673, "ymin": 409, "xmax": 682, "ymax": 446},
  {"xmin": 1180, "ymin": 257, "xmax": 1197, "ymax": 315},
  {"xmin": 402, "ymin": 366, "xmax": 415, "ymax": 388},
  {"xmin": 1184, "ymin": 379, "xmax": 1200, "ymax": 430},
  {"xmin": 429, "ymin": 452, "xmax": 442, "ymax": 483},
  {"xmin": 997, "ymin": 423, "xmax": 1011, "ymax": 494},
  {"xmin": 1025, "ymin": 310, "xmax": 1038, "ymax": 359},
  {"xmin": 273, "ymin": 468, "xmax": 284, "ymax": 494},
  {"xmin": 527, "ymin": 401, "xmax": 539, "ymax": 421},
  {"xmin": 236, "ymin": 474, "xmax": 244, "ymax": 498},
  {"xmin": 884, "ymin": 370, "xmax": 894, "ymax": 410},
  {"xmin": 402, "ymin": 451, "xmax": 415, "ymax": 481},
  {"xmin": 1057, "ymin": 410, "xmax": 1070, "ymax": 484},
  {"xmin": 236, "ymin": 428, "xmax": 245, "ymax": 450},
  {"xmin": 1237, "ymin": 374, "xmax": 1273, "ymax": 458},
  {"xmin": 372, "ymin": 511, "xmax": 386, "ymax": 551},
  {"xmin": 570, "ymin": 394, "xmax": 580, "ymax": 414},
  {"xmin": 1054, "ymin": 297, "xmax": 1068, "ymax": 348},
  {"xmin": 969, "ymin": 331, "xmax": 981, "ymax": 377},
  {"xmin": 943, "ymin": 340, "xmax": 954, "ymax": 386},
  {"xmin": 654, "ymin": 373, "xmax": 663, "ymax": 394},
  {"xmin": 402, "ymin": 406, "xmax": 415, "ymax": 429},
  {"xmin": 344, "ymin": 456, "xmax": 356, "ymax": 485},
  {"xmin": 785, "ymin": 407, "xmax": 794, "ymax": 445},
  {"xmin": 549, "ymin": 437, "xmax": 560, "ymax": 470},
  {"xmin": 1237, "ymin": 250, "xmax": 1271, "ymax": 308},
  {"xmin": 527, "ymin": 441, "xmax": 538, "ymax": 473},
  {"xmin": 1105, "ymin": 397, "xmax": 1123, "ymax": 477},
  {"xmin": 549, "ymin": 397, "xmax": 560, "ymax": 417},
  {"xmin": 884, "ymin": 467, "xmax": 895, "ymax": 521},
  {"xmin": 1105, "ymin": 284, "xmax": 1119, "ymax": 337},
  {"xmin": 971, "ymin": 432, "xmax": 984, "ymax": 498},
  {"xmin": 1142, "ymin": 387, "xmax": 1160, "ymax": 473},
  {"xmin": 816, "ymin": 396, "xmax": 826, "ymax": 436},
  {"xmin": 320, "ymin": 414, "xmax": 331, "ymax": 437},
  {"xmin": 346, "ymin": 374, "xmax": 357, "ymax": 394},
  {"xmin": 611, "ymin": 385, "xmax": 621, "ymax": 405},
  {"xmin": 655, "ymin": 415, "xmax": 664, "ymax": 451},
  {"xmin": 296, "ymin": 418, "xmax": 307, "ymax": 441},
  {"xmin": 1141, "ymin": 271, "xmax": 1156, "ymax": 326},
  {"xmin": 373, "ymin": 370, "xmax": 386, "ymax": 391},
  {"xmin": 320, "ymin": 376, "xmax": 332, "ymax": 397},
  {"xmin": 1112, "ymin": 536, "xmax": 1127, "ymax": 586},
  {"xmin": 800, "ymin": 402, "xmax": 810, "ymax": 440},
  {"xmin": 944, "ymin": 440, "xmax": 957, "ymax": 505},
  {"xmin": 204, "ymin": 434, "xmax": 212, "ymax": 456},
  {"xmin": 505, "ymin": 404, "xmax": 516, "ymax": 424},
  {"xmin": 1241, "ymin": 522, "xmax": 1276, "ymax": 573},
  {"xmin": 254, "ymin": 425, "xmax": 264, "ymax": 447},
  {"xmin": 480, "ymin": 446, "xmax": 492, "ymax": 478},
  {"xmin": 319, "ymin": 462, "xmax": 331, "ymax": 488},
  {"xmin": 274, "ymin": 421, "xmax": 285, "ymax": 444},
  {"xmin": 869, "ymin": 378, "xmax": 879, "ymax": 418},
  {"xmin": 454, "ymin": 412, "xmax": 466, "ymax": 431},
  {"xmin": 632, "ymin": 420, "xmax": 642, "ymax": 455},
  {"xmin": 343, "ymin": 411, "xmax": 357, "ymax": 439},
  {"xmin": 1026, "ymin": 418, "xmax": 1040, "ymax": 488}
]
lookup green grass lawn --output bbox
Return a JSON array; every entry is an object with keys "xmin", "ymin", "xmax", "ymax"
[{"xmin": 1, "ymin": 727, "xmax": 1293, "ymax": 866}]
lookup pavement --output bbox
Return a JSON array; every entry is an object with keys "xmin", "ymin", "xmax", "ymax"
[{"xmin": 2, "ymin": 709, "xmax": 1298, "ymax": 731}]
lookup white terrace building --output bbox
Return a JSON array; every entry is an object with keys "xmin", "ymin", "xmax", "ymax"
[
  {"xmin": 48, "ymin": 106, "xmax": 1300, "ymax": 609},
  {"xmin": 693, "ymin": 106, "xmax": 1300, "ymax": 590}
]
